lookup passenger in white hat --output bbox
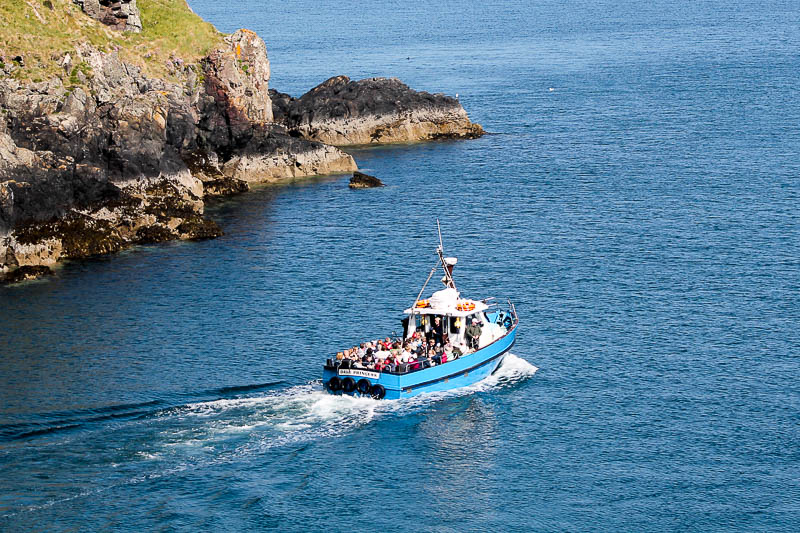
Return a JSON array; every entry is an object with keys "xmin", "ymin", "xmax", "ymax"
[{"xmin": 465, "ymin": 318, "xmax": 482, "ymax": 351}]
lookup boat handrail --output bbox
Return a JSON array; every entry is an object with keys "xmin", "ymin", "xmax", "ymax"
[
  {"xmin": 326, "ymin": 357, "xmax": 442, "ymax": 374},
  {"xmin": 508, "ymin": 298, "xmax": 518, "ymax": 321}
]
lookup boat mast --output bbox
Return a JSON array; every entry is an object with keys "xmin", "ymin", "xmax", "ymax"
[
  {"xmin": 411, "ymin": 221, "xmax": 456, "ymax": 310},
  {"xmin": 437, "ymin": 219, "xmax": 457, "ymax": 291}
]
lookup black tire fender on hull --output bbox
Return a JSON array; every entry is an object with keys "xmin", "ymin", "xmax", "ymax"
[
  {"xmin": 370, "ymin": 384, "xmax": 386, "ymax": 400},
  {"xmin": 327, "ymin": 376, "xmax": 343, "ymax": 391},
  {"xmin": 356, "ymin": 378, "xmax": 372, "ymax": 395},
  {"xmin": 342, "ymin": 377, "xmax": 357, "ymax": 393}
]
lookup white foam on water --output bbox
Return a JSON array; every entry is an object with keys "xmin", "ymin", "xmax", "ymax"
[
  {"xmin": 477, "ymin": 352, "xmax": 539, "ymax": 388},
  {"xmin": 155, "ymin": 354, "xmax": 536, "ymax": 447},
  {"xmin": 383, "ymin": 352, "xmax": 538, "ymax": 408},
  {"xmin": 240, "ymin": 353, "xmax": 538, "ymax": 449},
  {"xmin": 134, "ymin": 452, "xmax": 161, "ymax": 460},
  {"xmin": 161, "ymin": 438, "xmax": 207, "ymax": 448},
  {"xmin": 172, "ymin": 354, "xmax": 537, "ymax": 446},
  {"xmin": 4, "ymin": 354, "xmax": 538, "ymax": 519}
]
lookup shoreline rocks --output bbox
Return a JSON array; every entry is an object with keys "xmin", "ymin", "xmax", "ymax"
[
  {"xmin": 0, "ymin": 29, "xmax": 356, "ymax": 283},
  {"xmin": 270, "ymin": 76, "xmax": 484, "ymax": 146},
  {"xmin": 0, "ymin": 8, "xmax": 482, "ymax": 284}
]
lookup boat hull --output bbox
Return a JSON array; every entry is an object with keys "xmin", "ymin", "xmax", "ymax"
[{"xmin": 322, "ymin": 323, "xmax": 517, "ymax": 400}]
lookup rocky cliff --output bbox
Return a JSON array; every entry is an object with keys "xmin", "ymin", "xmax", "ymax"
[
  {"xmin": 270, "ymin": 76, "xmax": 484, "ymax": 146},
  {"xmin": 0, "ymin": 2, "xmax": 482, "ymax": 284},
  {"xmin": 0, "ymin": 28, "xmax": 355, "ymax": 282}
]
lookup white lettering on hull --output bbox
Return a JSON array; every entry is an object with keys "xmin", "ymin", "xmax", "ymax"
[{"xmin": 338, "ymin": 369, "xmax": 380, "ymax": 379}]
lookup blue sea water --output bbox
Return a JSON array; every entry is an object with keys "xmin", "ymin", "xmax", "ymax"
[{"xmin": 1, "ymin": 0, "xmax": 799, "ymax": 530}]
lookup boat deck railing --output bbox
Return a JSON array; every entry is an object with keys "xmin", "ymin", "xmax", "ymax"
[{"xmin": 324, "ymin": 357, "xmax": 448, "ymax": 375}]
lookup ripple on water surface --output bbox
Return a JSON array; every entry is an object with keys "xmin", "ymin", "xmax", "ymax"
[{"xmin": 0, "ymin": 355, "xmax": 537, "ymax": 523}]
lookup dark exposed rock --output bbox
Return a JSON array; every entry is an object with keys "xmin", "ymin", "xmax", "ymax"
[
  {"xmin": 182, "ymin": 151, "xmax": 250, "ymax": 197},
  {"xmin": 269, "ymin": 89, "xmax": 294, "ymax": 124},
  {"xmin": 176, "ymin": 217, "xmax": 223, "ymax": 240},
  {"xmin": 269, "ymin": 76, "xmax": 484, "ymax": 145},
  {"xmin": 135, "ymin": 224, "xmax": 176, "ymax": 244},
  {"xmin": 14, "ymin": 212, "xmax": 125, "ymax": 258},
  {"xmin": 1, "ymin": 265, "xmax": 53, "ymax": 285},
  {"xmin": 202, "ymin": 178, "xmax": 250, "ymax": 197},
  {"xmin": 349, "ymin": 171, "xmax": 384, "ymax": 189}
]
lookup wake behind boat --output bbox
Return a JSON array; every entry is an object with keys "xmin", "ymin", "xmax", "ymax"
[{"xmin": 322, "ymin": 224, "xmax": 518, "ymax": 400}]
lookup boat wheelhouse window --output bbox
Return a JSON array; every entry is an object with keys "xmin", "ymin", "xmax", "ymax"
[
  {"xmin": 416, "ymin": 314, "xmax": 430, "ymax": 335},
  {"xmin": 448, "ymin": 315, "xmax": 459, "ymax": 333},
  {"xmin": 404, "ymin": 314, "xmax": 422, "ymax": 339}
]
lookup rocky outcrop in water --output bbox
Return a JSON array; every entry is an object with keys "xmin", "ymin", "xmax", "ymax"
[
  {"xmin": 0, "ymin": 29, "xmax": 356, "ymax": 282},
  {"xmin": 72, "ymin": 0, "xmax": 142, "ymax": 33},
  {"xmin": 270, "ymin": 76, "xmax": 484, "ymax": 145},
  {"xmin": 349, "ymin": 171, "xmax": 384, "ymax": 188}
]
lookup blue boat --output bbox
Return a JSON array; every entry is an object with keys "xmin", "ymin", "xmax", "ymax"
[{"xmin": 322, "ymin": 226, "xmax": 518, "ymax": 400}]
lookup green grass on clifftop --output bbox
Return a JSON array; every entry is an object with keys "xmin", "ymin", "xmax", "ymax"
[{"xmin": 0, "ymin": 0, "xmax": 223, "ymax": 82}]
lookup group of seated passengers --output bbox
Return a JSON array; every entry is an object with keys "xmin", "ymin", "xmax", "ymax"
[{"xmin": 335, "ymin": 331, "xmax": 466, "ymax": 373}]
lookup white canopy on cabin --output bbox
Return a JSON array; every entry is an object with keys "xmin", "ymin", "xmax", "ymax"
[{"xmin": 403, "ymin": 288, "xmax": 489, "ymax": 317}]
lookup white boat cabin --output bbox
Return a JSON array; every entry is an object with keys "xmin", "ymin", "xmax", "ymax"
[{"xmin": 403, "ymin": 287, "xmax": 507, "ymax": 350}]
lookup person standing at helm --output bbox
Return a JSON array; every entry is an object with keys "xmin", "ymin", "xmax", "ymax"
[
  {"xmin": 431, "ymin": 316, "xmax": 445, "ymax": 345},
  {"xmin": 466, "ymin": 318, "xmax": 482, "ymax": 351}
]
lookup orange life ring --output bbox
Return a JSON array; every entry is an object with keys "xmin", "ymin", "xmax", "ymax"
[
  {"xmin": 456, "ymin": 301, "xmax": 475, "ymax": 311},
  {"xmin": 415, "ymin": 299, "xmax": 430, "ymax": 308}
]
